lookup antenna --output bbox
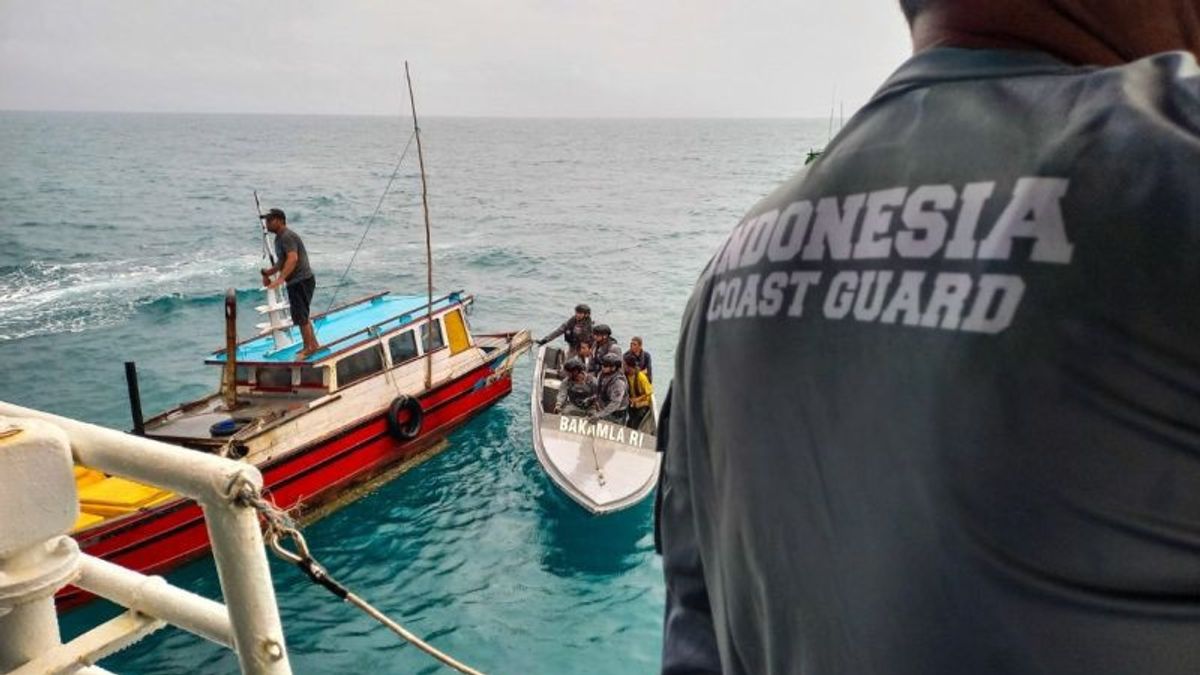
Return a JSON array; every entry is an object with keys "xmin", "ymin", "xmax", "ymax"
[
  {"xmin": 405, "ymin": 61, "xmax": 435, "ymax": 391},
  {"xmin": 827, "ymin": 86, "xmax": 836, "ymax": 141}
]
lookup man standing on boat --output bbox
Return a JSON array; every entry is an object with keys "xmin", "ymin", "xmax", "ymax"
[
  {"xmin": 537, "ymin": 303, "xmax": 593, "ymax": 355},
  {"xmin": 659, "ymin": 1, "xmax": 1200, "ymax": 674},
  {"xmin": 592, "ymin": 352, "xmax": 629, "ymax": 425},
  {"xmin": 259, "ymin": 208, "xmax": 320, "ymax": 357}
]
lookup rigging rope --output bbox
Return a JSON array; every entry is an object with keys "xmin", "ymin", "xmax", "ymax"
[
  {"xmin": 234, "ymin": 480, "xmax": 486, "ymax": 675},
  {"xmin": 323, "ymin": 130, "xmax": 418, "ymax": 313}
]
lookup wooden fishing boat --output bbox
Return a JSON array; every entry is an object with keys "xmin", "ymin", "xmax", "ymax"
[
  {"xmin": 62, "ymin": 289, "xmax": 530, "ymax": 609},
  {"xmin": 530, "ymin": 344, "xmax": 660, "ymax": 514}
]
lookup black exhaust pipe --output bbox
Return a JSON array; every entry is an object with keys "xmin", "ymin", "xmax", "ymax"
[{"xmin": 125, "ymin": 361, "xmax": 145, "ymax": 435}]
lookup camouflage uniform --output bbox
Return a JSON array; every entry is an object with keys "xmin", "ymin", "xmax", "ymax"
[
  {"xmin": 594, "ymin": 369, "xmax": 629, "ymax": 424},
  {"xmin": 541, "ymin": 316, "xmax": 593, "ymax": 352},
  {"xmin": 556, "ymin": 373, "xmax": 598, "ymax": 417},
  {"xmin": 594, "ymin": 336, "xmax": 622, "ymax": 362}
]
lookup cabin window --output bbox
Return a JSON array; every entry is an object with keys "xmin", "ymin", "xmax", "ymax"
[
  {"xmin": 443, "ymin": 309, "xmax": 471, "ymax": 355},
  {"xmin": 421, "ymin": 319, "xmax": 445, "ymax": 353},
  {"xmin": 255, "ymin": 367, "xmax": 293, "ymax": 390},
  {"xmin": 388, "ymin": 330, "xmax": 419, "ymax": 364},
  {"xmin": 235, "ymin": 365, "xmax": 253, "ymax": 384},
  {"xmin": 299, "ymin": 365, "xmax": 326, "ymax": 388},
  {"xmin": 336, "ymin": 345, "xmax": 385, "ymax": 388}
]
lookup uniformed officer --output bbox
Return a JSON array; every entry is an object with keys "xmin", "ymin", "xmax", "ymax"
[
  {"xmin": 591, "ymin": 352, "xmax": 629, "ymax": 425},
  {"xmin": 537, "ymin": 303, "xmax": 593, "ymax": 355},
  {"xmin": 554, "ymin": 358, "xmax": 597, "ymax": 416},
  {"xmin": 659, "ymin": 1, "xmax": 1200, "ymax": 673},
  {"xmin": 591, "ymin": 324, "xmax": 622, "ymax": 361}
]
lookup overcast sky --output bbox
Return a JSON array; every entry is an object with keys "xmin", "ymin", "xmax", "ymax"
[{"xmin": 0, "ymin": 1, "xmax": 912, "ymax": 118}]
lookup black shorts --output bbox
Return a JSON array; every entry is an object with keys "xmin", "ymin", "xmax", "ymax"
[
  {"xmin": 287, "ymin": 276, "xmax": 316, "ymax": 325},
  {"xmin": 627, "ymin": 406, "xmax": 649, "ymax": 430}
]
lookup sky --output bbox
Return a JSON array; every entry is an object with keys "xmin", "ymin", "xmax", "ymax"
[{"xmin": 0, "ymin": 1, "xmax": 912, "ymax": 118}]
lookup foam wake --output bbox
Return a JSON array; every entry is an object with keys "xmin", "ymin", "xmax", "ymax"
[{"xmin": 0, "ymin": 255, "xmax": 260, "ymax": 341}]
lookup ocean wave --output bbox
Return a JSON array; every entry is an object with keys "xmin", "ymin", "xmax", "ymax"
[
  {"xmin": 0, "ymin": 255, "xmax": 259, "ymax": 341},
  {"xmin": 455, "ymin": 248, "xmax": 547, "ymax": 272},
  {"xmin": 136, "ymin": 287, "xmax": 263, "ymax": 315}
]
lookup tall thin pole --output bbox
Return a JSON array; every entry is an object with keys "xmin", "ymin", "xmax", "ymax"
[
  {"xmin": 827, "ymin": 88, "xmax": 835, "ymax": 142},
  {"xmin": 405, "ymin": 61, "xmax": 434, "ymax": 391}
]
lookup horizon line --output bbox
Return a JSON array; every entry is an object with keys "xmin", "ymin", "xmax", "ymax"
[{"xmin": 0, "ymin": 107, "xmax": 842, "ymax": 122}]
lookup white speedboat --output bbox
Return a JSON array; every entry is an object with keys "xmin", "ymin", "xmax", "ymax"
[{"xmin": 530, "ymin": 344, "xmax": 661, "ymax": 514}]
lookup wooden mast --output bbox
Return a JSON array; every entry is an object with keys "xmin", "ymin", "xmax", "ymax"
[{"xmin": 405, "ymin": 61, "xmax": 435, "ymax": 391}]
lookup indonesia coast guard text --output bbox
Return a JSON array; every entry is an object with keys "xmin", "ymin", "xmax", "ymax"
[{"xmin": 703, "ymin": 177, "xmax": 1073, "ymax": 334}]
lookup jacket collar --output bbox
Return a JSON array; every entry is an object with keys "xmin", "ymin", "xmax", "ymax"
[{"xmin": 872, "ymin": 47, "xmax": 1081, "ymax": 101}]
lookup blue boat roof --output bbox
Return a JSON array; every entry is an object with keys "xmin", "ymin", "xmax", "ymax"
[{"xmin": 209, "ymin": 292, "xmax": 464, "ymax": 364}]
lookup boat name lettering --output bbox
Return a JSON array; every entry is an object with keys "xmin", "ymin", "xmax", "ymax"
[{"xmin": 558, "ymin": 415, "xmax": 643, "ymax": 447}]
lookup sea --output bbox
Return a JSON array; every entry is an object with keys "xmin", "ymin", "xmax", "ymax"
[{"xmin": 0, "ymin": 112, "xmax": 828, "ymax": 674}]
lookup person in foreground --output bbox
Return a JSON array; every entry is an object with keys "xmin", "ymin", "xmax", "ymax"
[
  {"xmin": 259, "ymin": 208, "xmax": 320, "ymax": 357},
  {"xmin": 658, "ymin": 1, "xmax": 1200, "ymax": 673}
]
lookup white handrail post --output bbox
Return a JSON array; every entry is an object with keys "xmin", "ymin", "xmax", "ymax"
[
  {"xmin": 202, "ymin": 492, "xmax": 290, "ymax": 672},
  {"xmin": 0, "ymin": 402, "xmax": 293, "ymax": 675},
  {"xmin": 0, "ymin": 418, "xmax": 79, "ymax": 673}
]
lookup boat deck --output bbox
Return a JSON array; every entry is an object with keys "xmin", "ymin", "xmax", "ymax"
[{"xmin": 144, "ymin": 393, "xmax": 312, "ymax": 445}]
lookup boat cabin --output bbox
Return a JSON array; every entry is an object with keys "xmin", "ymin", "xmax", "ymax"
[{"xmin": 208, "ymin": 291, "xmax": 476, "ymax": 397}]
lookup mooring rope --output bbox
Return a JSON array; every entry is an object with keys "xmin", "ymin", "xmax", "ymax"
[
  {"xmin": 323, "ymin": 130, "xmax": 418, "ymax": 313},
  {"xmin": 233, "ymin": 480, "xmax": 486, "ymax": 675},
  {"xmin": 485, "ymin": 338, "xmax": 534, "ymax": 386}
]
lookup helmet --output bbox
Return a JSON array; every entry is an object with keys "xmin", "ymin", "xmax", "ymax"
[
  {"xmin": 601, "ymin": 352, "xmax": 622, "ymax": 368},
  {"xmin": 575, "ymin": 303, "xmax": 591, "ymax": 314},
  {"xmin": 593, "ymin": 323, "xmax": 611, "ymax": 336},
  {"xmin": 563, "ymin": 358, "xmax": 584, "ymax": 373}
]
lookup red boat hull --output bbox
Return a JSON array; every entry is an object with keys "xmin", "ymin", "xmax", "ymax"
[{"xmin": 59, "ymin": 361, "xmax": 512, "ymax": 610}]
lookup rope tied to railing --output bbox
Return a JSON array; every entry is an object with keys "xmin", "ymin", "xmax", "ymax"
[{"xmin": 229, "ymin": 479, "xmax": 485, "ymax": 675}]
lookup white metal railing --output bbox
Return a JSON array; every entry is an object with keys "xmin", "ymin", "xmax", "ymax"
[{"xmin": 0, "ymin": 402, "xmax": 292, "ymax": 675}]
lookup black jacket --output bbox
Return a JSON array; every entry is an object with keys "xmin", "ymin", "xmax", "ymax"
[{"xmin": 660, "ymin": 48, "xmax": 1200, "ymax": 675}]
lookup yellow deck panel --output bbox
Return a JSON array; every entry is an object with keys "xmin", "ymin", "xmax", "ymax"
[
  {"xmin": 77, "ymin": 476, "xmax": 174, "ymax": 517},
  {"xmin": 72, "ymin": 511, "xmax": 107, "ymax": 532},
  {"xmin": 74, "ymin": 465, "xmax": 106, "ymax": 488}
]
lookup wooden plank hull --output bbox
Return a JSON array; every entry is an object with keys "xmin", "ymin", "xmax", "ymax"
[{"xmin": 59, "ymin": 358, "xmax": 513, "ymax": 610}]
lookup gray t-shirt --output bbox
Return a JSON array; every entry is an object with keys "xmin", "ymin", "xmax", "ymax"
[
  {"xmin": 273, "ymin": 227, "xmax": 313, "ymax": 284},
  {"xmin": 660, "ymin": 48, "xmax": 1200, "ymax": 675}
]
